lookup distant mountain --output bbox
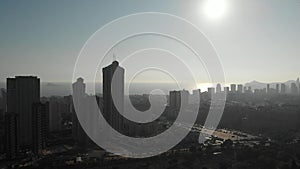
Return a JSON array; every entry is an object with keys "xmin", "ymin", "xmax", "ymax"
[
  {"xmin": 244, "ymin": 79, "xmax": 298, "ymax": 90},
  {"xmin": 45, "ymin": 82, "xmax": 61, "ymax": 86},
  {"xmin": 244, "ymin": 80, "xmax": 267, "ymax": 89}
]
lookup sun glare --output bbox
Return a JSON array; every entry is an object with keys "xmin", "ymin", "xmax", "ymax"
[{"xmin": 203, "ymin": 0, "xmax": 227, "ymax": 19}]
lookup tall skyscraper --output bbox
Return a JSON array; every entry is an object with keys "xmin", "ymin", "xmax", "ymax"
[
  {"xmin": 32, "ymin": 102, "xmax": 49, "ymax": 155},
  {"xmin": 181, "ymin": 89, "xmax": 190, "ymax": 108},
  {"xmin": 291, "ymin": 83, "xmax": 298, "ymax": 94},
  {"xmin": 276, "ymin": 84, "xmax": 280, "ymax": 93},
  {"xmin": 230, "ymin": 84, "xmax": 236, "ymax": 93},
  {"xmin": 207, "ymin": 87, "xmax": 215, "ymax": 96},
  {"xmin": 237, "ymin": 84, "xmax": 243, "ymax": 93},
  {"xmin": 281, "ymin": 83, "xmax": 286, "ymax": 94},
  {"xmin": 103, "ymin": 61, "xmax": 125, "ymax": 132},
  {"xmin": 267, "ymin": 84, "xmax": 270, "ymax": 94},
  {"xmin": 7, "ymin": 76, "xmax": 40, "ymax": 148},
  {"xmin": 224, "ymin": 87, "xmax": 230, "ymax": 94},
  {"xmin": 216, "ymin": 83, "xmax": 222, "ymax": 93},
  {"xmin": 4, "ymin": 112, "xmax": 18, "ymax": 159},
  {"xmin": 0, "ymin": 89, "xmax": 6, "ymax": 112},
  {"xmin": 72, "ymin": 77, "xmax": 86, "ymax": 103},
  {"xmin": 190, "ymin": 89, "xmax": 201, "ymax": 104},
  {"xmin": 169, "ymin": 90, "xmax": 189, "ymax": 110},
  {"xmin": 49, "ymin": 97, "xmax": 65, "ymax": 132},
  {"xmin": 72, "ymin": 78, "xmax": 88, "ymax": 146},
  {"xmin": 169, "ymin": 90, "xmax": 181, "ymax": 110}
]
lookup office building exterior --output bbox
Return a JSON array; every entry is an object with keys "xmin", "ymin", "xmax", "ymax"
[
  {"xmin": 230, "ymin": 84, "xmax": 236, "ymax": 93},
  {"xmin": 4, "ymin": 112, "xmax": 18, "ymax": 159},
  {"xmin": 7, "ymin": 76, "xmax": 40, "ymax": 148},
  {"xmin": 32, "ymin": 102, "xmax": 49, "ymax": 155},
  {"xmin": 102, "ymin": 61, "xmax": 125, "ymax": 132}
]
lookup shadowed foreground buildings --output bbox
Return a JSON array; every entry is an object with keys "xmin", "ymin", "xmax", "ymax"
[
  {"xmin": 102, "ymin": 60, "xmax": 125, "ymax": 133},
  {"xmin": 32, "ymin": 102, "xmax": 49, "ymax": 155},
  {"xmin": 7, "ymin": 76, "xmax": 40, "ymax": 148},
  {"xmin": 5, "ymin": 76, "xmax": 49, "ymax": 158},
  {"xmin": 71, "ymin": 60, "xmax": 126, "ymax": 145},
  {"xmin": 72, "ymin": 78, "xmax": 89, "ymax": 146},
  {"xmin": 4, "ymin": 112, "xmax": 18, "ymax": 159},
  {"xmin": 169, "ymin": 90, "xmax": 189, "ymax": 110}
]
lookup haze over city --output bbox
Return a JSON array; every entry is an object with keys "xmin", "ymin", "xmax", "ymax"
[{"xmin": 1, "ymin": 1, "xmax": 300, "ymax": 169}]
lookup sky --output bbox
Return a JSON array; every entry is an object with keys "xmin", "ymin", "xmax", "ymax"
[{"xmin": 0, "ymin": 0, "xmax": 299, "ymax": 86}]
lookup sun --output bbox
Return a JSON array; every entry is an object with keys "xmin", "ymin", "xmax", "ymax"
[{"xmin": 203, "ymin": 0, "xmax": 227, "ymax": 19}]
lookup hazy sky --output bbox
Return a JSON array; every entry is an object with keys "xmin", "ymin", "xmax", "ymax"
[{"xmin": 0, "ymin": 0, "xmax": 299, "ymax": 85}]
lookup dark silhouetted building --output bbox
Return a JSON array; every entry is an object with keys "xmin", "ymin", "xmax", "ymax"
[
  {"xmin": 49, "ymin": 97, "xmax": 65, "ymax": 132},
  {"xmin": 190, "ymin": 89, "xmax": 201, "ymax": 104},
  {"xmin": 237, "ymin": 84, "xmax": 243, "ymax": 93},
  {"xmin": 281, "ymin": 83, "xmax": 286, "ymax": 94},
  {"xmin": 230, "ymin": 84, "xmax": 236, "ymax": 93},
  {"xmin": 267, "ymin": 84, "xmax": 270, "ymax": 94},
  {"xmin": 7, "ymin": 76, "xmax": 40, "ymax": 148},
  {"xmin": 4, "ymin": 112, "xmax": 18, "ymax": 159},
  {"xmin": 208, "ymin": 87, "xmax": 215, "ymax": 97},
  {"xmin": 169, "ymin": 90, "xmax": 189, "ymax": 109},
  {"xmin": 291, "ymin": 83, "xmax": 298, "ymax": 94},
  {"xmin": 216, "ymin": 83, "xmax": 221, "ymax": 93},
  {"xmin": 72, "ymin": 78, "xmax": 89, "ymax": 146},
  {"xmin": 276, "ymin": 84, "xmax": 280, "ymax": 93},
  {"xmin": 169, "ymin": 90, "xmax": 181, "ymax": 110},
  {"xmin": 181, "ymin": 89, "xmax": 190, "ymax": 107},
  {"xmin": 103, "ymin": 61, "xmax": 125, "ymax": 132},
  {"xmin": 224, "ymin": 87, "xmax": 229, "ymax": 94},
  {"xmin": 32, "ymin": 102, "xmax": 49, "ymax": 155}
]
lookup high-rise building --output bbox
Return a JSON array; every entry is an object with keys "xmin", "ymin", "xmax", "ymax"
[
  {"xmin": 190, "ymin": 89, "xmax": 201, "ymax": 104},
  {"xmin": 72, "ymin": 78, "xmax": 89, "ymax": 146},
  {"xmin": 237, "ymin": 84, "xmax": 243, "ymax": 93},
  {"xmin": 181, "ymin": 89, "xmax": 190, "ymax": 108},
  {"xmin": 276, "ymin": 84, "xmax": 280, "ymax": 93},
  {"xmin": 297, "ymin": 78, "xmax": 300, "ymax": 94},
  {"xmin": 7, "ymin": 76, "xmax": 40, "ymax": 148},
  {"xmin": 169, "ymin": 90, "xmax": 181, "ymax": 110},
  {"xmin": 291, "ymin": 83, "xmax": 298, "ymax": 94},
  {"xmin": 224, "ymin": 87, "xmax": 230, "ymax": 94},
  {"xmin": 0, "ymin": 89, "xmax": 6, "ymax": 112},
  {"xmin": 208, "ymin": 87, "xmax": 215, "ymax": 96},
  {"xmin": 169, "ymin": 90, "xmax": 189, "ymax": 110},
  {"xmin": 32, "ymin": 102, "xmax": 49, "ymax": 155},
  {"xmin": 4, "ymin": 112, "xmax": 18, "ymax": 159},
  {"xmin": 281, "ymin": 83, "xmax": 286, "ymax": 94},
  {"xmin": 267, "ymin": 84, "xmax": 270, "ymax": 94},
  {"xmin": 103, "ymin": 61, "xmax": 125, "ymax": 132},
  {"xmin": 49, "ymin": 97, "xmax": 65, "ymax": 132},
  {"xmin": 216, "ymin": 83, "xmax": 222, "ymax": 93},
  {"xmin": 72, "ymin": 78, "xmax": 86, "ymax": 102},
  {"xmin": 230, "ymin": 84, "xmax": 236, "ymax": 93}
]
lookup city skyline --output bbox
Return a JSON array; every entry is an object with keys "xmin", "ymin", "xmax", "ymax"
[
  {"xmin": 1, "ymin": 1, "xmax": 300, "ymax": 168},
  {"xmin": 1, "ymin": 75, "xmax": 300, "ymax": 95},
  {"xmin": 2, "ymin": 67, "xmax": 299, "ymax": 159}
]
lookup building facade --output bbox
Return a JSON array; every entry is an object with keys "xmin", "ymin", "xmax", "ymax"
[
  {"xmin": 102, "ymin": 61, "xmax": 125, "ymax": 133},
  {"xmin": 7, "ymin": 76, "xmax": 40, "ymax": 148}
]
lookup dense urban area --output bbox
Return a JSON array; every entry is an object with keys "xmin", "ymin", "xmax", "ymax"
[{"xmin": 0, "ymin": 62, "xmax": 300, "ymax": 169}]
